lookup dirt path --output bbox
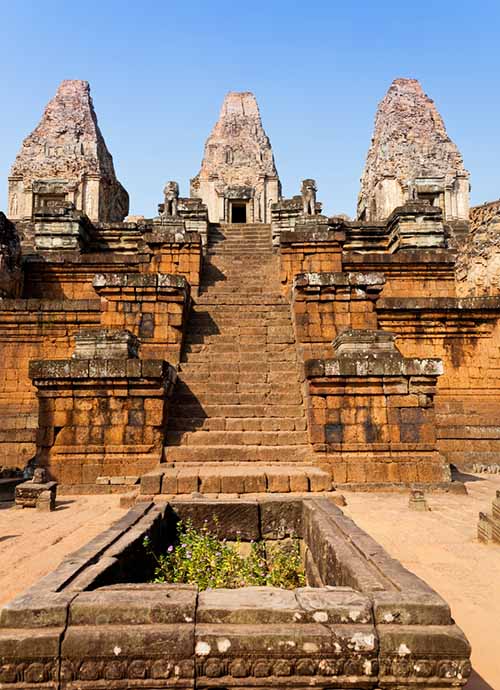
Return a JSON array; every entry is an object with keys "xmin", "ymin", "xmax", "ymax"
[
  {"xmin": 0, "ymin": 494, "xmax": 126, "ymax": 607},
  {"xmin": 342, "ymin": 474, "xmax": 500, "ymax": 690}
]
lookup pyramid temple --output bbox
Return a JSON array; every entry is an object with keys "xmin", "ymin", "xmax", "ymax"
[
  {"xmin": 3, "ymin": 76, "xmax": 500, "ymax": 690},
  {"xmin": 0, "ymin": 77, "xmax": 499, "ymax": 493}
]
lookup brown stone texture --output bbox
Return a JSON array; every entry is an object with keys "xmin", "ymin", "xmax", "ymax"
[
  {"xmin": 279, "ymin": 225, "xmax": 344, "ymax": 293},
  {"xmin": 304, "ymin": 330, "xmax": 447, "ymax": 484},
  {"xmin": 94, "ymin": 273, "xmax": 190, "ymax": 364},
  {"xmin": 162, "ymin": 223, "xmax": 319, "ymax": 484},
  {"xmin": 0, "ymin": 205, "xmax": 200, "ymax": 474},
  {"xmin": 358, "ymin": 78, "xmax": 469, "ymax": 222},
  {"xmin": 190, "ymin": 92, "xmax": 281, "ymax": 223},
  {"xmin": 456, "ymin": 199, "xmax": 500, "ymax": 295},
  {"xmin": 9, "ymin": 80, "xmax": 128, "ymax": 222},
  {"xmin": 29, "ymin": 333, "xmax": 176, "ymax": 486}
]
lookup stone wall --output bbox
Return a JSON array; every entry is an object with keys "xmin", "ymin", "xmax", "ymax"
[
  {"xmin": 0, "ymin": 210, "xmax": 200, "ymax": 478},
  {"xmin": 0, "ymin": 498, "xmax": 472, "ymax": 690},
  {"xmin": 284, "ymin": 205, "xmax": 500, "ymax": 473},
  {"xmin": 456, "ymin": 199, "xmax": 500, "ymax": 296}
]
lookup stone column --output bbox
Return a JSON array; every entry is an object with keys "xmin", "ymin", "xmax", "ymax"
[
  {"xmin": 29, "ymin": 329, "xmax": 177, "ymax": 486},
  {"xmin": 93, "ymin": 273, "xmax": 190, "ymax": 364},
  {"xmin": 304, "ymin": 329, "xmax": 448, "ymax": 485}
]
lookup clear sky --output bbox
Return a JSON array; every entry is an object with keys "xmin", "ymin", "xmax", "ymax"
[{"xmin": 1, "ymin": 0, "xmax": 499, "ymax": 218}]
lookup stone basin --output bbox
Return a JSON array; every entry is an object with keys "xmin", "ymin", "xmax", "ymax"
[{"xmin": 0, "ymin": 497, "xmax": 471, "ymax": 689}]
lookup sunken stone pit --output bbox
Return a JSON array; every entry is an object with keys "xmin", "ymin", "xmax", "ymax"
[{"xmin": 0, "ymin": 497, "xmax": 471, "ymax": 690}]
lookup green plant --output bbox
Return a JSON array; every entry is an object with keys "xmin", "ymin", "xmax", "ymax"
[{"xmin": 143, "ymin": 519, "xmax": 305, "ymax": 590}]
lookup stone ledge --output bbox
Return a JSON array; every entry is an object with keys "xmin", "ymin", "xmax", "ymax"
[
  {"xmin": 92, "ymin": 272, "xmax": 189, "ymax": 291},
  {"xmin": 28, "ymin": 357, "xmax": 176, "ymax": 381},
  {"xmin": 294, "ymin": 271, "xmax": 385, "ymax": 289}
]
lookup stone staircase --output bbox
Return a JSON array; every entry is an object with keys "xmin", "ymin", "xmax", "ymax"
[
  {"xmin": 146, "ymin": 223, "xmax": 332, "ymax": 495},
  {"xmin": 478, "ymin": 490, "xmax": 500, "ymax": 544}
]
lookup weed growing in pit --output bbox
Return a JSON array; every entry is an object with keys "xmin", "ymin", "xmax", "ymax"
[{"xmin": 143, "ymin": 518, "xmax": 305, "ymax": 590}]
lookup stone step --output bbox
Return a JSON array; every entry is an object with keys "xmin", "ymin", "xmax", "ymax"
[
  {"xmin": 170, "ymin": 403, "xmax": 305, "ymax": 419},
  {"xmin": 174, "ymin": 391, "xmax": 303, "ymax": 406},
  {"xmin": 164, "ymin": 445, "xmax": 314, "ymax": 464},
  {"xmin": 141, "ymin": 463, "xmax": 332, "ymax": 495},
  {"xmin": 196, "ymin": 297, "xmax": 287, "ymax": 305},
  {"xmin": 178, "ymin": 368, "xmax": 300, "ymax": 382},
  {"xmin": 192, "ymin": 303, "xmax": 289, "ymax": 311},
  {"xmin": 168, "ymin": 416, "xmax": 307, "ymax": 432},
  {"xmin": 166, "ymin": 430, "xmax": 310, "ymax": 446},
  {"xmin": 180, "ymin": 349, "xmax": 297, "ymax": 360}
]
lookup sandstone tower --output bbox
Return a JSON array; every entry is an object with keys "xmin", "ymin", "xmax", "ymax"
[
  {"xmin": 190, "ymin": 92, "xmax": 281, "ymax": 224},
  {"xmin": 357, "ymin": 78, "xmax": 469, "ymax": 222},
  {"xmin": 8, "ymin": 80, "xmax": 129, "ymax": 223}
]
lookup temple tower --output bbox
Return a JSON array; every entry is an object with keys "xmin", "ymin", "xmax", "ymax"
[
  {"xmin": 8, "ymin": 80, "xmax": 129, "ymax": 222},
  {"xmin": 190, "ymin": 91, "xmax": 281, "ymax": 224},
  {"xmin": 358, "ymin": 78, "xmax": 469, "ymax": 222}
]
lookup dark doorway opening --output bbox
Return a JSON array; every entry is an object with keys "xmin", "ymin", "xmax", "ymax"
[{"xmin": 231, "ymin": 203, "xmax": 247, "ymax": 223}]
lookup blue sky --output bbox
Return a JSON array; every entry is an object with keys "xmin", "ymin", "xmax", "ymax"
[{"xmin": 1, "ymin": 0, "xmax": 499, "ymax": 217}]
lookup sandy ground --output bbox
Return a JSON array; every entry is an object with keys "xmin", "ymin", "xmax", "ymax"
[
  {"xmin": 343, "ymin": 473, "xmax": 500, "ymax": 690},
  {"xmin": 0, "ymin": 494, "xmax": 126, "ymax": 607},
  {"xmin": 0, "ymin": 478, "xmax": 499, "ymax": 689}
]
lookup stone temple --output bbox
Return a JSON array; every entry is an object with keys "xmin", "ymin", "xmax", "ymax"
[
  {"xmin": 0, "ymin": 76, "xmax": 499, "ymax": 494},
  {"xmin": 357, "ymin": 78, "xmax": 470, "ymax": 223},
  {"xmin": 191, "ymin": 91, "xmax": 281, "ymax": 224},
  {"xmin": 8, "ymin": 80, "xmax": 129, "ymax": 223},
  {"xmin": 5, "ymin": 75, "xmax": 500, "ymax": 690}
]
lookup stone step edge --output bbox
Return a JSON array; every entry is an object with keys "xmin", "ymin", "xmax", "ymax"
[
  {"xmin": 478, "ymin": 511, "xmax": 500, "ymax": 543},
  {"xmin": 140, "ymin": 464, "xmax": 334, "ymax": 495}
]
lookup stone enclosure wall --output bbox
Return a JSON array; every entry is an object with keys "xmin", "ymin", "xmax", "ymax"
[{"xmin": 0, "ymin": 497, "xmax": 472, "ymax": 689}]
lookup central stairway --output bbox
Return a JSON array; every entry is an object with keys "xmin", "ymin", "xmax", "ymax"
[{"xmin": 156, "ymin": 223, "xmax": 332, "ymax": 494}]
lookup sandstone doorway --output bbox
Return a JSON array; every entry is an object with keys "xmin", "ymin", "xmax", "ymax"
[{"xmin": 230, "ymin": 202, "xmax": 247, "ymax": 223}]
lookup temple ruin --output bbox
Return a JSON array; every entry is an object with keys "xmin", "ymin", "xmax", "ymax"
[
  {"xmin": 5, "ymin": 75, "xmax": 500, "ymax": 690},
  {"xmin": 190, "ymin": 91, "xmax": 281, "ymax": 224},
  {"xmin": 357, "ymin": 78, "xmax": 470, "ymax": 224},
  {"xmin": 8, "ymin": 80, "xmax": 129, "ymax": 223},
  {"xmin": 0, "ymin": 77, "xmax": 499, "ymax": 491}
]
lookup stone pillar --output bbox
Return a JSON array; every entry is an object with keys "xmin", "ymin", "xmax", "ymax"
[
  {"xmin": 292, "ymin": 272, "xmax": 385, "ymax": 359},
  {"xmin": 33, "ymin": 205, "xmax": 94, "ymax": 251},
  {"xmin": 29, "ymin": 329, "xmax": 177, "ymax": 486},
  {"xmin": 93, "ymin": 273, "xmax": 190, "ymax": 364},
  {"xmin": 304, "ymin": 329, "xmax": 448, "ymax": 485}
]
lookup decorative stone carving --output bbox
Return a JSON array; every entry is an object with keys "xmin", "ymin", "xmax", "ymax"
[
  {"xmin": 358, "ymin": 78, "xmax": 469, "ymax": 222},
  {"xmin": 191, "ymin": 92, "xmax": 281, "ymax": 223},
  {"xmin": 9, "ymin": 80, "xmax": 129, "ymax": 222},
  {"xmin": 162, "ymin": 181, "xmax": 179, "ymax": 217},
  {"xmin": 301, "ymin": 179, "xmax": 317, "ymax": 216}
]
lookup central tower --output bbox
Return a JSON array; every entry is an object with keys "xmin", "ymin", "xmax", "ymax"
[{"xmin": 190, "ymin": 91, "xmax": 281, "ymax": 224}]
